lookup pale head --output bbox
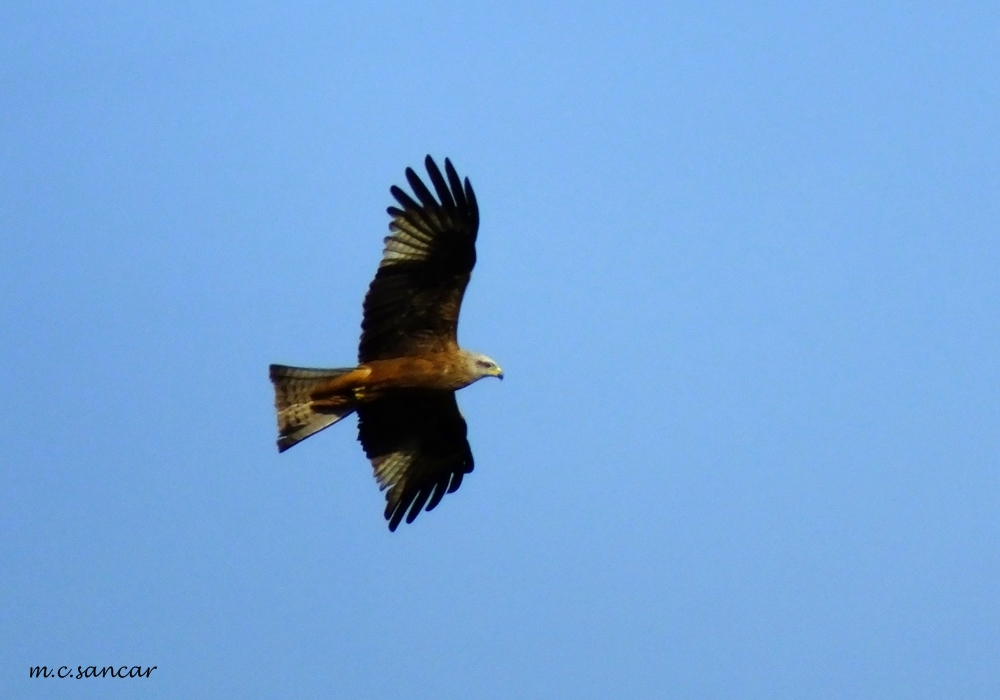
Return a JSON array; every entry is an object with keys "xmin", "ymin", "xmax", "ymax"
[{"xmin": 461, "ymin": 350, "xmax": 504, "ymax": 382}]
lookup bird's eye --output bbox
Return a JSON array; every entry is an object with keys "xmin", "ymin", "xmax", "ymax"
[{"xmin": 477, "ymin": 360, "xmax": 492, "ymax": 368}]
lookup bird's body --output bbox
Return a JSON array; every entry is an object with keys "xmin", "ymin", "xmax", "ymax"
[
  {"xmin": 354, "ymin": 351, "xmax": 500, "ymax": 393},
  {"xmin": 269, "ymin": 156, "xmax": 501, "ymax": 530}
]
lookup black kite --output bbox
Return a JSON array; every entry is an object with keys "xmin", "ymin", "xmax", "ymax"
[{"xmin": 269, "ymin": 156, "xmax": 502, "ymax": 530}]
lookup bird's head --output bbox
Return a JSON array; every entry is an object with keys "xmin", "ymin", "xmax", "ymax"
[{"xmin": 465, "ymin": 351, "xmax": 504, "ymax": 382}]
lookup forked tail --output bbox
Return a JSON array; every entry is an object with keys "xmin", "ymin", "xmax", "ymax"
[{"xmin": 269, "ymin": 364, "xmax": 358, "ymax": 452}]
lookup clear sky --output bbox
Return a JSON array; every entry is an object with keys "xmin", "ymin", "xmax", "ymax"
[{"xmin": 2, "ymin": 2, "xmax": 998, "ymax": 698}]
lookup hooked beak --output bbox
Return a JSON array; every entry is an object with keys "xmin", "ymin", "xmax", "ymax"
[{"xmin": 494, "ymin": 367, "xmax": 504, "ymax": 381}]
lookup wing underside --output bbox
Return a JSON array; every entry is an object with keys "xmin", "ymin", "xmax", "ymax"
[
  {"xmin": 356, "ymin": 390, "xmax": 474, "ymax": 530},
  {"xmin": 359, "ymin": 156, "xmax": 480, "ymax": 362}
]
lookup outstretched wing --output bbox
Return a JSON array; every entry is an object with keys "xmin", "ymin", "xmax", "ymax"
[
  {"xmin": 356, "ymin": 391, "xmax": 474, "ymax": 531},
  {"xmin": 359, "ymin": 156, "xmax": 479, "ymax": 362}
]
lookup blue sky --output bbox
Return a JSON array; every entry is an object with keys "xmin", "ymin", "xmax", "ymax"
[{"xmin": 2, "ymin": 2, "xmax": 998, "ymax": 698}]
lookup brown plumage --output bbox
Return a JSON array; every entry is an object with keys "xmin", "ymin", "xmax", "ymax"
[{"xmin": 269, "ymin": 156, "xmax": 502, "ymax": 531}]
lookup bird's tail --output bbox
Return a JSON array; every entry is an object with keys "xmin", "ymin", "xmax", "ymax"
[{"xmin": 269, "ymin": 364, "xmax": 359, "ymax": 452}]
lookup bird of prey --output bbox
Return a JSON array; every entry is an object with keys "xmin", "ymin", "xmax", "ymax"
[{"xmin": 269, "ymin": 156, "xmax": 503, "ymax": 531}]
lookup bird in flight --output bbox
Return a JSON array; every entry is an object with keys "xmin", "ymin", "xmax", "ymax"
[{"xmin": 269, "ymin": 156, "xmax": 503, "ymax": 530}]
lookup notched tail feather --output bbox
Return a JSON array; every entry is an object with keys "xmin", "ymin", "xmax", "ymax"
[{"xmin": 269, "ymin": 364, "xmax": 358, "ymax": 452}]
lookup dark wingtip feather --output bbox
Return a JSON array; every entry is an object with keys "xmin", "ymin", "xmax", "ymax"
[
  {"xmin": 426, "ymin": 480, "xmax": 448, "ymax": 511},
  {"xmin": 424, "ymin": 156, "xmax": 457, "ymax": 213},
  {"xmin": 406, "ymin": 488, "xmax": 432, "ymax": 524},
  {"xmin": 390, "ymin": 184, "xmax": 417, "ymax": 210},
  {"xmin": 405, "ymin": 167, "xmax": 440, "ymax": 212},
  {"xmin": 387, "ymin": 502, "xmax": 404, "ymax": 531},
  {"xmin": 444, "ymin": 158, "xmax": 468, "ymax": 212},
  {"xmin": 464, "ymin": 177, "xmax": 479, "ymax": 230}
]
